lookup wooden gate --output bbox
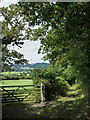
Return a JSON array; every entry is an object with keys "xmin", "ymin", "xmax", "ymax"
[{"xmin": 1, "ymin": 82, "xmax": 45, "ymax": 103}]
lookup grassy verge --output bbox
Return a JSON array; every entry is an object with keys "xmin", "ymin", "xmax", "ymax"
[{"xmin": 2, "ymin": 84, "xmax": 89, "ymax": 119}]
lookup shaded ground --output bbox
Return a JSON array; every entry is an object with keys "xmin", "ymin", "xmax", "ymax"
[{"xmin": 2, "ymin": 84, "xmax": 89, "ymax": 120}]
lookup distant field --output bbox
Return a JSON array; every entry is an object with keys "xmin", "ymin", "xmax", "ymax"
[
  {"xmin": 2, "ymin": 79, "xmax": 34, "ymax": 90},
  {"xmin": 1, "ymin": 71, "xmax": 27, "ymax": 74},
  {"xmin": 2, "ymin": 79, "xmax": 33, "ymax": 86}
]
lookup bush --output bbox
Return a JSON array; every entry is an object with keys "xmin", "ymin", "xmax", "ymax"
[
  {"xmin": 31, "ymin": 67, "xmax": 56, "ymax": 84},
  {"xmin": 1, "ymin": 74, "xmax": 19, "ymax": 80},
  {"xmin": 45, "ymin": 76, "xmax": 70, "ymax": 101},
  {"xmin": 1, "ymin": 72, "xmax": 32, "ymax": 80},
  {"xmin": 31, "ymin": 68, "xmax": 70, "ymax": 101}
]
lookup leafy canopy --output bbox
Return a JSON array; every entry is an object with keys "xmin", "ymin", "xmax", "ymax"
[
  {"xmin": 1, "ymin": 2, "xmax": 90, "ymax": 87},
  {"xmin": 1, "ymin": 4, "xmax": 29, "ymax": 71},
  {"xmin": 18, "ymin": 2, "xmax": 89, "ymax": 86}
]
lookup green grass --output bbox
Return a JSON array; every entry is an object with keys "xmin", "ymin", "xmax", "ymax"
[
  {"xmin": 2, "ymin": 84, "xmax": 89, "ymax": 119},
  {"xmin": 2, "ymin": 79, "xmax": 33, "ymax": 86},
  {"xmin": 2, "ymin": 79, "xmax": 34, "ymax": 90}
]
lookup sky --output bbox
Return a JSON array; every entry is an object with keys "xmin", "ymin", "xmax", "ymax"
[{"xmin": 0, "ymin": 0, "xmax": 49, "ymax": 64}]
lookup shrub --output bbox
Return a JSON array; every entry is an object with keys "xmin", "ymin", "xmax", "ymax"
[
  {"xmin": 31, "ymin": 67, "xmax": 56, "ymax": 84},
  {"xmin": 1, "ymin": 72, "xmax": 32, "ymax": 80},
  {"xmin": 45, "ymin": 76, "xmax": 70, "ymax": 101},
  {"xmin": 31, "ymin": 68, "xmax": 70, "ymax": 101},
  {"xmin": 2, "ymin": 74, "xmax": 19, "ymax": 80}
]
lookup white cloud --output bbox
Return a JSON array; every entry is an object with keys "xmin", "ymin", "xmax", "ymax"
[
  {"xmin": 8, "ymin": 40, "xmax": 49, "ymax": 64},
  {"xmin": 0, "ymin": 0, "xmax": 18, "ymax": 7}
]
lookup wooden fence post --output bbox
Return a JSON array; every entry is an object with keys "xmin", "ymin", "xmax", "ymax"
[
  {"xmin": 41, "ymin": 82, "xmax": 45, "ymax": 103},
  {"xmin": 41, "ymin": 82, "xmax": 43, "ymax": 102}
]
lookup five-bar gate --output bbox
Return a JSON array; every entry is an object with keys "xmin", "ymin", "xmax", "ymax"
[{"xmin": 1, "ymin": 82, "xmax": 45, "ymax": 103}]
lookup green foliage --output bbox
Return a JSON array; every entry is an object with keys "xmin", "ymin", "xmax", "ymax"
[
  {"xmin": 45, "ymin": 79, "xmax": 69, "ymax": 101},
  {"xmin": 31, "ymin": 67, "xmax": 56, "ymax": 84},
  {"xmin": 2, "ymin": 46, "xmax": 28, "ymax": 72},
  {"xmin": 30, "ymin": 69, "xmax": 40, "ymax": 84},
  {"xmin": 1, "ymin": 2, "xmax": 89, "ymax": 95},
  {"xmin": 1, "ymin": 72, "xmax": 32, "ymax": 80},
  {"xmin": 31, "ymin": 67, "xmax": 69, "ymax": 100},
  {"xmin": 1, "ymin": 5, "xmax": 28, "ymax": 71},
  {"xmin": 19, "ymin": 2, "xmax": 89, "ymax": 88}
]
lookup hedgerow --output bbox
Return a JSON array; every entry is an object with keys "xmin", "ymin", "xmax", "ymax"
[{"xmin": 31, "ymin": 67, "xmax": 70, "ymax": 101}]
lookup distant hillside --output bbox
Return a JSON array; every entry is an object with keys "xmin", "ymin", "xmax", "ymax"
[
  {"xmin": 12, "ymin": 63, "xmax": 50, "ymax": 71},
  {"xmin": 28, "ymin": 63, "xmax": 49, "ymax": 68}
]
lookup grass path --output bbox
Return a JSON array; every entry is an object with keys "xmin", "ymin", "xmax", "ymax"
[{"xmin": 2, "ymin": 84, "xmax": 89, "ymax": 119}]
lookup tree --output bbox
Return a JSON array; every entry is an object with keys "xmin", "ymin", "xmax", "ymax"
[
  {"xmin": 18, "ymin": 2, "xmax": 90, "ymax": 87},
  {"xmin": 1, "ymin": 2, "xmax": 89, "ymax": 88},
  {"xmin": 0, "ymin": 4, "xmax": 28, "ymax": 71}
]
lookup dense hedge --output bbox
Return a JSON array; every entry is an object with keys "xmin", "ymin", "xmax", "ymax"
[
  {"xmin": 31, "ymin": 68, "xmax": 70, "ymax": 101},
  {"xmin": 45, "ymin": 78, "xmax": 69, "ymax": 101},
  {"xmin": 1, "ymin": 72, "xmax": 32, "ymax": 80}
]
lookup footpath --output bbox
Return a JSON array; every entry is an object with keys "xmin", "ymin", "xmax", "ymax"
[{"xmin": 2, "ymin": 84, "xmax": 89, "ymax": 119}]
